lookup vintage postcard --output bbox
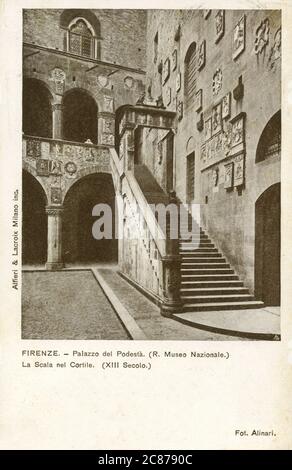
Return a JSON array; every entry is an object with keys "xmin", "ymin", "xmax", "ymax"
[{"xmin": 0, "ymin": 0, "xmax": 291, "ymax": 450}]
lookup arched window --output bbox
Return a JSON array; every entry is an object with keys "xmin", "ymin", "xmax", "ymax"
[
  {"xmin": 62, "ymin": 89, "xmax": 98, "ymax": 144},
  {"xmin": 23, "ymin": 78, "xmax": 52, "ymax": 138},
  {"xmin": 184, "ymin": 42, "xmax": 197, "ymax": 108},
  {"xmin": 68, "ymin": 18, "xmax": 95, "ymax": 58},
  {"xmin": 60, "ymin": 10, "xmax": 101, "ymax": 59},
  {"xmin": 256, "ymin": 111, "xmax": 281, "ymax": 162}
]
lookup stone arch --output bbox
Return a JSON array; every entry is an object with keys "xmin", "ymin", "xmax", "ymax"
[
  {"xmin": 186, "ymin": 136, "xmax": 195, "ymax": 154},
  {"xmin": 22, "ymin": 161, "xmax": 49, "ymax": 203},
  {"xmin": 22, "ymin": 169, "xmax": 48, "ymax": 265},
  {"xmin": 62, "ymin": 172, "xmax": 118, "ymax": 263},
  {"xmin": 62, "ymin": 88, "xmax": 99, "ymax": 144},
  {"xmin": 256, "ymin": 110, "xmax": 281, "ymax": 163},
  {"xmin": 23, "ymin": 77, "xmax": 54, "ymax": 103},
  {"xmin": 60, "ymin": 10, "xmax": 101, "ymax": 59},
  {"xmin": 64, "ymin": 164, "xmax": 112, "ymax": 201},
  {"xmin": 23, "ymin": 78, "xmax": 53, "ymax": 138},
  {"xmin": 60, "ymin": 9, "xmax": 101, "ymax": 38},
  {"xmin": 255, "ymin": 182, "xmax": 280, "ymax": 306},
  {"xmin": 184, "ymin": 42, "xmax": 197, "ymax": 106}
]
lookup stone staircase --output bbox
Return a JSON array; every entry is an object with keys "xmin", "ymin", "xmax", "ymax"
[
  {"xmin": 132, "ymin": 166, "xmax": 264, "ymax": 312},
  {"xmin": 179, "ymin": 215, "xmax": 264, "ymax": 312}
]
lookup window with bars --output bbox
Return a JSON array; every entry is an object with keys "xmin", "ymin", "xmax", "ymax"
[
  {"xmin": 69, "ymin": 19, "xmax": 94, "ymax": 58},
  {"xmin": 154, "ymin": 32, "xmax": 158, "ymax": 63},
  {"xmin": 186, "ymin": 152, "xmax": 195, "ymax": 202},
  {"xmin": 184, "ymin": 43, "xmax": 197, "ymax": 108}
]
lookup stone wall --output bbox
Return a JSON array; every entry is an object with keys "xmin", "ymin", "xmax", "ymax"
[
  {"xmin": 146, "ymin": 9, "xmax": 281, "ymax": 292},
  {"xmin": 23, "ymin": 9, "xmax": 147, "ymax": 70}
]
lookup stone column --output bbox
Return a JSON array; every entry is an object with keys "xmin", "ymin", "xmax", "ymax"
[
  {"xmin": 52, "ymin": 103, "xmax": 63, "ymax": 140},
  {"xmin": 161, "ymin": 190, "xmax": 182, "ymax": 315},
  {"xmin": 161, "ymin": 255, "xmax": 182, "ymax": 315},
  {"xmin": 46, "ymin": 206, "xmax": 64, "ymax": 270}
]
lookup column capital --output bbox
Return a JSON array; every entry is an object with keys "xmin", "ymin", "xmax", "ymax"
[
  {"xmin": 52, "ymin": 103, "xmax": 64, "ymax": 112},
  {"xmin": 46, "ymin": 205, "xmax": 64, "ymax": 216}
]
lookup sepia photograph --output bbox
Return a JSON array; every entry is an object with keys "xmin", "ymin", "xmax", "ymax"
[{"xmin": 21, "ymin": 8, "xmax": 281, "ymax": 341}]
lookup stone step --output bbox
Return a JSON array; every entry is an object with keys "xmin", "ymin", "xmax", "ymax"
[
  {"xmin": 182, "ymin": 294, "xmax": 255, "ymax": 304},
  {"xmin": 180, "ymin": 252, "xmax": 222, "ymax": 258},
  {"xmin": 181, "ymin": 287, "xmax": 249, "ymax": 296},
  {"xmin": 180, "ymin": 235, "xmax": 209, "ymax": 241},
  {"xmin": 181, "ymin": 280, "xmax": 244, "ymax": 288},
  {"xmin": 180, "ymin": 225, "xmax": 204, "ymax": 231},
  {"xmin": 180, "ymin": 243, "xmax": 215, "ymax": 249},
  {"xmin": 180, "ymin": 229, "xmax": 205, "ymax": 236},
  {"xmin": 179, "ymin": 246, "xmax": 216, "ymax": 250},
  {"xmin": 181, "ymin": 268, "xmax": 234, "ymax": 275},
  {"xmin": 181, "ymin": 274, "xmax": 239, "ymax": 281},
  {"xmin": 182, "ymin": 301, "xmax": 264, "ymax": 312},
  {"xmin": 180, "ymin": 247, "xmax": 218, "ymax": 253},
  {"xmin": 181, "ymin": 257, "xmax": 227, "ymax": 264}
]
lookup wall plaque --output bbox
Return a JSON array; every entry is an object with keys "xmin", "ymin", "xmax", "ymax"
[
  {"xmin": 234, "ymin": 153, "xmax": 245, "ymax": 186},
  {"xmin": 233, "ymin": 15, "xmax": 246, "ymax": 60},
  {"xmin": 254, "ymin": 18, "xmax": 270, "ymax": 55},
  {"xmin": 163, "ymin": 58, "xmax": 170, "ymax": 84},
  {"xmin": 36, "ymin": 159, "xmax": 49, "ymax": 176},
  {"xmin": 195, "ymin": 89, "xmax": 203, "ymax": 112},
  {"xmin": 205, "ymin": 118, "xmax": 212, "ymax": 141},
  {"xmin": 215, "ymin": 10, "xmax": 225, "ymax": 43},
  {"xmin": 222, "ymin": 92, "xmax": 231, "ymax": 119},
  {"xmin": 224, "ymin": 162, "xmax": 234, "ymax": 189},
  {"xmin": 172, "ymin": 50, "xmax": 177, "ymax": 71},
  {"xmin": 198, "ymin": 40, "xmax": 206, "ymax": 70},
  {"xmin": 212, "ymin": 102, "xmax": 222, "ymax": 135}
]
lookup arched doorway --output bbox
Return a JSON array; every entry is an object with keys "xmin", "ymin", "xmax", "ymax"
[
  {"xmin": 22, "ymin": 170, "xmax": 47, "ymax": 265},
  {"xmin": 23, "ymin": 78, "xmax": 52, "ymax": 138},
  {"xmin": 256, "ymin": 111, "xmax": 281, "ymax": 163},
  {"xmin": 62, "ymin": 89, "xmax": 98, "ymax": 144},
  {"xmin": 62, "ymin": 173, "xmax": 117, "ymax": 264},
  {"xmin": 255, "ymin": 183, "xmax": 280, "ymax": 306}
]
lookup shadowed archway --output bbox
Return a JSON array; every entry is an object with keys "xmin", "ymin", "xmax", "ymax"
[
  {"xmin": 23, "ymin": 78, "xmax": 53, "ymax": 138},
  {"xmin": 62, "ymin": 173, "xmax": 117, "ymax": 264},
  {"xmin": 62, "ymin": 89, "xmax": 98, "ymax": 144},
  {"xmin": 255, "ymin": 183, "xmax": 280, "ymax": 306},
  {"xmin": 22, "ymin": 170, "xmax": 47, "ymax": 265}
]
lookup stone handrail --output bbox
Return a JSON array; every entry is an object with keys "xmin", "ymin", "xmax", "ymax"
[
  {"xmin": 109, "ymin": 147, "xmax": 182, "ymax": 314},
  {"xmin": 110, "ymin": 147, "xmax": 166, "ymax": 257}
]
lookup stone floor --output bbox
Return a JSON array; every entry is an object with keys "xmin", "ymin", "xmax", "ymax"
[
  {"xmin": 22, "ymin": 266, "xmax": 280, "ymax": 341},
  {"xmin": 96, "ymin": 268, "xmax": 249, "ymax": 341},
  {"xmin": 22, "ymin": 270, "xmax": 130, "ymax": 340}
]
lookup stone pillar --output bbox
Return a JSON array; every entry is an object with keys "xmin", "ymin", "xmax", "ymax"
[
  {"xmin": 161, "ymin": 190, "xmax": 182, "ymax": 315},
  {"xmin": 46, "ymin": 206, "xmax": 64, "ymax": 270},
  {"xmin": 161, "ymin": 255, "xmax": 182, "ymax": 315},
  {"xmin": 52, "ymin": 103, "xmax": 63, "ymax": 140}
]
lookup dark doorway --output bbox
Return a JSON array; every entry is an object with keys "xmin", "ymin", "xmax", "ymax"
[
  {"xmin": 23, "ymin": 79, "xmax": 52, "ymax": 138},
  {"xmin": 255, "ymin": 183, "xmax": 280, "ymax": 306},
  {"xmin": 63, "ymin": 89, "xmax": 98, "ymax": 144},
  {"xmin": 63, "ymin": 173, "xmax": 118, "ymax": 264},
  {"xmin": 22, "ymin": 171, "xmax": 47, "ymax": 265}
]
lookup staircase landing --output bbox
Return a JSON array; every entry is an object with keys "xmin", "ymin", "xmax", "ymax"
[{"xmin": 172, "ymin": 307, "xmax": 280, "ymax": 340}]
